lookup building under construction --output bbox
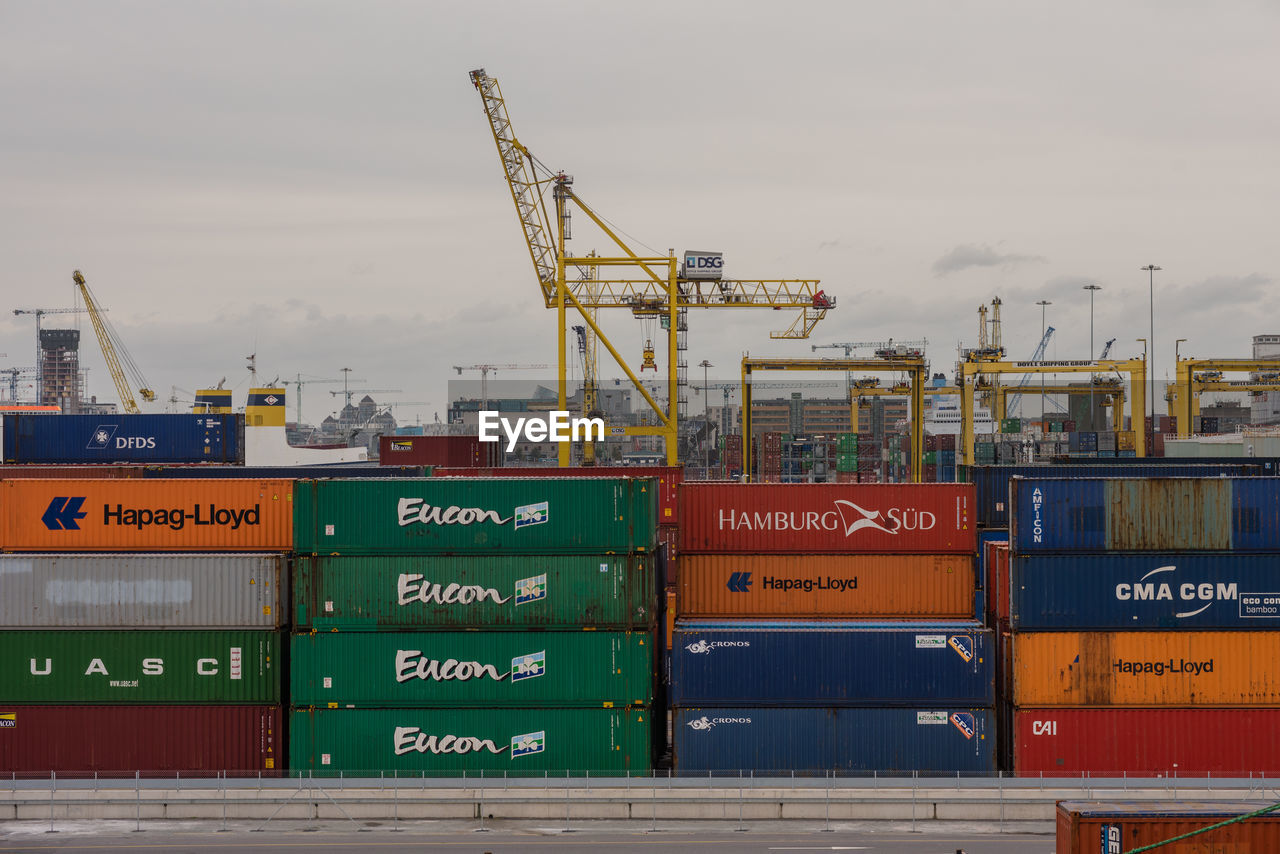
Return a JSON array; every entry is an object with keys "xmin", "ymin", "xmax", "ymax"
[{"xmin": 38, "ymin": 328, "xmax": 83, "ymax": 413}]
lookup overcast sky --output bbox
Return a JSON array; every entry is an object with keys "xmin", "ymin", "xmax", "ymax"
[{"xmin": 4, "ymin": 1, "xmax": 1278, "ymax": 426}]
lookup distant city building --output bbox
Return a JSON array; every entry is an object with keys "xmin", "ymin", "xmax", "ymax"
[{"xmin": 1252, "ymin": 334, "xmax": 1280, "ymax": 425}]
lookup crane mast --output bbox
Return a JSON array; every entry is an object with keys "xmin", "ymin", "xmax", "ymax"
[
  {"xmin": 468, "ymin": 67, "xmax": 837, "ymax": 465},
  {"xmin": 72, "ymin": 270, "xmax": 155, "ymax": 414}
]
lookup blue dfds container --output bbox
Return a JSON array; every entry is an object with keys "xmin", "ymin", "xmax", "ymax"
[
  {"xmin": 673, "ymin": 706, "xmax": 995, "ymax": 774},
  {"xmin": 969, "ymin": 464, "xmax": 1260, "ymax": 528},
  {"xmin": 2, "ymin": 413, "xmax": 241, "ymax": 464},
  {"xmin": 1011, "ymin": 553, "xmax": 1280, "ymax": 630},
  {"xmin": 1010, "ymin": 477, "xmax": 1280, "ymax": 553},
  {"xmin": 671, "ymin": 625, "xmax": 993, "ymax": 707}
]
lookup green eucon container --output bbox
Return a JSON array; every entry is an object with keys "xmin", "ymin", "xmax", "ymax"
[
  {"xmin": 293, "ymin": 478, "xmax": 657, "ymax": 555},
  {"xmin": 290, "ymin": 630, "xmax": 653, "ymax": 707},
  {"xmin": 0, "ymin": 631, "xmax": 279, "ymax": 703},
  {"xmin": 289, "ymin": 706, "xmax": 652, "ymax": 773},
  {"xmin": 293, "ymin": 554, "xmax": 655, "ymax": 630}
]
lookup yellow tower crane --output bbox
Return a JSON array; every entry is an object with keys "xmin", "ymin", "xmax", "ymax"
[
  {"xmin": 71, "ymin": 270, "xmax": 155, "ymax": 414},
  {"xmin": 469, "ymin": 68, "xmax": 836, "ymax": 466}
]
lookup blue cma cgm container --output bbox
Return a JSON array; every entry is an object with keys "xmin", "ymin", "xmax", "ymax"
[
  {"xmin": 2, "ymin": 414, "xmax": 241, "ymax": 464},
  {"xmin": 671, "ymin": 624, "xmax": 993, "ymax": 707},
  {"xmin": 673, "ymin": 707, "xmax": 995, "ymax": 774},
  {"xmin": 1011, "ymin": 553, "xmax": 1280, "ymax": 630},
  {"xmin": 967, "ymin": 463, "xmax": 1261, "ymax": 528},
  {"xmin": 1010, "ymin": 476, "xmax": 1280, "ymax": 553}
]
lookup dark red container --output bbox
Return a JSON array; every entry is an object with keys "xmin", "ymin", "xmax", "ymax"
[
  {"xmin": 378, "ymin": 435, "xmax": 501, "ymax": 467},
  {"xmin": 1057, "ymin": 801, "xmax": 1280, "ymax": 854},
  {"xmin": 434, "ymin": 465, "xmax": 681, "ymax": 526},
  {"xmin": 984, "ymin": 539, "xmax": 1010, "ymax": 624},
  {"xmin": 0, "ymin": 465, "xmax": 144, "ymax": 479},
  {"xmin": 0, "ymin": 705, "xmax": 281, "ymax": 774},
  {"xmin": 678, "ymin": 483, "xmax": 975, "ymax": 554},
  {"xmin": 1017, "ymin": 708, "xmax": 1280, "ymax": 777},
  {"xmin": 938, "ymin": 434, "xmax": 957, "ymax": 451}
]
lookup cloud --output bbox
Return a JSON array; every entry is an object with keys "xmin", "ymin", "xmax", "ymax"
[{"xmin": 932, "ymin": 243, "xmax": 1048, "ymax": 276}]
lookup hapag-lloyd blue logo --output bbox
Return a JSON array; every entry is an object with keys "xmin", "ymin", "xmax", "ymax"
[{"xmin": 42, "ymin": 497, "xmax": 87, "ymax": 531}]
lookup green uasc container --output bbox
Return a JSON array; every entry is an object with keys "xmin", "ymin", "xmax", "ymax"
[
  {"xmin": 0, "ymin": 630, "xmax": 279, "ymax": 704},
  {"xmin": 290, "ymin": 630, "xmax": 653, "ymax": 707},
  {"xmin": 292, "ymin": 478, "xmax": 657, "ymax": 555},
  {"xmin": 289, "ymin": 706, "xmax": 652, "ymax": 773},
  {"xmin": 293, "ymin": 554, "xmax": 655, "ymax": 630}
]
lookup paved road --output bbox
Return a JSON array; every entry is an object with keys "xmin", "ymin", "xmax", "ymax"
[{"xmin": 0, "ymin": 821, "xmax": 1054, "ymax": 854}]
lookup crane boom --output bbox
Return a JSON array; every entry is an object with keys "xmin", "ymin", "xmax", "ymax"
[
  {"xmin": 1004, "ymin": 326, "xmax": 1055, "ymax": 415},
  {"xmin": 72, "ymin": 270, "xmax": 154, "ymax": 414}
]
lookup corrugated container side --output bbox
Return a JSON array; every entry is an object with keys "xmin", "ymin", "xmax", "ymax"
[
  {"xmin": 143, "ymin": 465, "xmax": 431, "ymax": 479},
  {"xmin": 1056, "ymin": 801, "xmax": 1280, "ymax": 854},
  {"xmin": 677, "ymin": 483, "xmax": 975, "ymax": 554},
  {"xmin": 433, "ymin": 466, "xmax": 682, "ymax": 526},
  {"xmin": 1012, "ymin": 630, "xmax": 1280, "ymax": 707},
  {"xmin": 0, "ymin": 630, "xmax": 280, "ymax": 703},
  {"xmin": 293, "ymin": 554, "xmax": 654, "ymax": 630},
  {"xmin": 3, "ymin": 413, "xmax": 240, "ymax": 464},
  {"xmin": 1016, "ymin": 708, "xmax": 1280, "ymax": 777},
  {"xmin": 0, "ymin": 465, "xmax": 145, "ymax": 479},
  {"xmin": 970, "ymin": 464, "xmax": 1259, "ymax": 528},
  {"xmin": 289, "ymin": 707, "xmax": 652, "ymax": 773},
  {"xmin": 671, "ymin": 626, "xmax": 994, "ymax": 706},
  {"xmin": 1008, "ymin": 477, "xmax": 1276, "ymax": 553},
  {"xmin": 378, "ymin": 435, "xmax": 500, "ymax": 468},
  {"xmin": 289, "ymin": 630, "xmax": 653, "ymax": 707},
  {"xmin": 677, "ymin": 554, "xmax": 975, "ymax": 620},
  {"xmin": 0, "ymin": 479, "xmax": 293, "ymax": 552},
  {"xmin": 983, "ymin": 541, "xmax": 1010, "ymax": 625},
  {"xmin": 293, "ymin": 478, "xmax": 656, "ymax": 555},
  {"xmin": 0, "ymin": 705, "xmax": 281, "ymax": 774},
  {"xmin": 673, "ymin": 707, "xmax": 995, "ymax": 774},
  {"xmin": 0, "ymin": 554, "xmax": 285, "ymax": 628},
  {"xmin": 1012, "ymin": 553, "xmax": 1280, "ymax": 630}
]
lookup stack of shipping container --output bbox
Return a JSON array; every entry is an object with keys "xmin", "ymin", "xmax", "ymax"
[
  {"xmin": 288, "ymin": 477, "xmax": 658, "ymax": 774},
  {"xmin": 670, "ymin": 483, "xmax": 996, "ymax": 775},
  {"xmin": 1006, "ymin": 475, "xmax": 1280, "ymax": 777},
  {"xmin": 0, "ymin": 478, "xmax": 289, "ymax": 774}
]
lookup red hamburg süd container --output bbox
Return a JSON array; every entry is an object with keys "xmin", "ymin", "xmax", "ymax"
[
  {"xmin": 1057, "ymin": 800, "xmax": 1280, "ymax": 854},
  {"xmin": 378, "ymin": 435, "xmax": 501, "ymax": 468},
  {"xmin": 0, "ymin": 465, "xmax": 144, "ymax": 479},
  {"xmin": 983, "ymin": 540, "xmax": 1010, "ymax": 625},
  {"xmin": 1018, "ymin": 708, "xmax": 1280, "ymax": 777},
  {"xmin": 0, "ymin": 705, "xmax": 281, "ymax": 774},
  {"xmin": 678, "ymin": 483, "xmax": 975, "ymax": 554},
  {"xmin": 435, "ymin": 465, "xmax": 682, "ymax": 525}
]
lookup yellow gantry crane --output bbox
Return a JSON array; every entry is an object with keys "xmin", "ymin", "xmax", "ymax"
[
  {"xmin": 72, "ymin": 270, "xmax": 155, "ymax": 414},
  {"xmin": 1171, "ymin": 359, "xmax": 1280, "ymax": 436},
  {"xmin": 469, "ymin": 68, "xmax": 836, "ymax": 465}
]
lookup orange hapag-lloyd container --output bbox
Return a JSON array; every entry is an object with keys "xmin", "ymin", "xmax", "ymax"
[
  {"xmin": 1013, "ymin": 630, "xmax": 1280, "ymax": 707},
  {"xmin": 677, "ymin": 554, "xmax": 975, "ymax": 620},
  {"xmin": 0, "ymin": 479, "xmax": 293, "ymax": 552}
]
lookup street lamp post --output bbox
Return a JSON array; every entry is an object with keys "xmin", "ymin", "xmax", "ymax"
[
  {"xmin": 1037, "ymin": 300, "xmax": 1052, "ymax": 428},
  {"xmin": 1141, "ymin": 265, "xmax": 1162, "ymax": 431},
  {"xmin": 699, "ymin": 359, "xmax": 713, "ymax": 474},
  {"xmin": 1136, "ymin": 338, "xmax": 1147, "ymax": 438},
  {"xmin": 1175, "ymin": 338, "xmax": 1187, "ymax": 431},
  {"xmin": 1084, "ymin": 284, "xmax": 1102, "ymax": 429}
]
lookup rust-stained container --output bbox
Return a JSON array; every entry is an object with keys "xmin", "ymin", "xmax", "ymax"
[
  {"xmin": 983, "ymin": 540, "xmax": 1010, "ymax": 625},
  {"xmin": 0, "ymin": 479, "xmax": 293, "ymax": 552},
  {"xmin": 677, "ymin": 554, "xmax": 975, "ymax": 619},
  {"xmin": 1015, "ymin": 708, "xmax": 1280, "ymax": 777},
  {"xmin": 0, "ymin": 705, "xmax": 281, "ymax": 774},
  {"xmin": 678, "ymin": 483, "xmax": 975, "ymax": 554},
  {"xmin": 1056, "ymin": 801, "xmax": 1280, "ymax": 854},
  {"xmin": 434, "ymin": 466, "xmax": 682, "ymax": 526},
  {"xmin": 1012, "ymin": 630, "xmax": 1280, "ymax": 707}
]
